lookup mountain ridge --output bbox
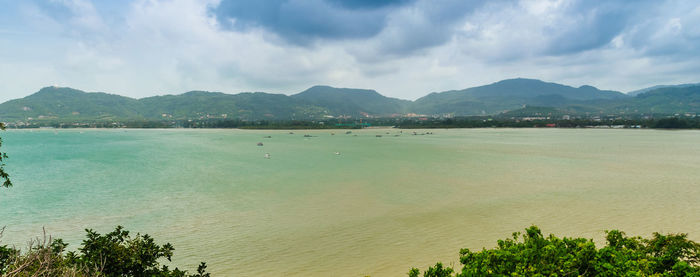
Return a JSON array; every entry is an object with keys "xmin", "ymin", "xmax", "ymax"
[
  {"xmin": 412, "ymin": 78, "xmax": 628, "ymax": 115},
  {"xmin": 1, "ymin": 78, "xmax": 698, "ymax": 122},
  {"xmin": 627, "ymin": 83, "xmax": 700, "ymax": 96}
]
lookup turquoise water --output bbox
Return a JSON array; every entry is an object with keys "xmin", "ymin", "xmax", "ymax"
[{"xmin": 1, "ymin": 128, "xmax": 699, "ymax": 276}]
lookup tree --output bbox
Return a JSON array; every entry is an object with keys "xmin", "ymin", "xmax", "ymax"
[
  {"xmin": 0, "ymin": 226, "xmax": 209, "ymax": 276},
  {"xmin": 653, "ymin": 117, "xmax": 692, "ymax": 129},
  {"xmin": 409, "ymin": 226, "xmax": 699, "ymax": 276},
  {"xmin": 0, "ymin": 122, "xmax": 10, "ymax": 188}
]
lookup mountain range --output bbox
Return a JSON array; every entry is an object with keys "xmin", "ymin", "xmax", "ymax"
[
  {"xmin": 627, "ymin": 83, "xmax": 700, "ymax": 96},
  {"xmin": 1, "ymin": 78, "xmax": 698, "ymax": 122}
]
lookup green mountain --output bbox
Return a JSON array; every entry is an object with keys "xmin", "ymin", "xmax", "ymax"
[
  {"xmin": 291, "ymin": 85, "xmax": 411, "ymax": 117},
  {"xmin": 0, "ymin": 86, "xmax": 141, "ymax": 121},
  {"xmin": 137, "ymin": 91, "xmax": 325, "ymax": 120},
  {"xmin": 496, "ymin": 85, "xmax": 700, "ymax": 117},
  {"xmin": 611, "ymin": 85, "xmax": 700, "ymax": 114},
  {"xmin": 0, "ymin": 85, "xmax": 413, "ymax": 122},
  {"xmin": 412, "ymin": 78, "xmax": 628, "ymax": 115},
  {"xmin": 627, "ymin": 83, "xmax": 700, "ymax": 96},
  {"xmin": 1, "ymin": 80, "xmax": 698, "ymax": 124},
  {"xmin": 0, "ymin": 87, "xmax": 326, "ymax": 121}
]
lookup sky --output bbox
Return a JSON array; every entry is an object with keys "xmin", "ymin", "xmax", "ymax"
[{"xmin": 0, "ymin": 0, "xmax": 699, "ymax": 102}]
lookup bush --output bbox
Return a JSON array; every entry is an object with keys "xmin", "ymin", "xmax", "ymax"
[
  {"xmin": 0, "ymin": 226, "xmax": 208, "ymax": 277},
  {"xmin": 409, "ymin": 226, "xmax": 699, "ymax": 276}
]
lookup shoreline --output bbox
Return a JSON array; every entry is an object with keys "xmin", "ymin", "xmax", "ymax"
[{"xmin": 5, "ymin": 126, "xmax": 699, "ymax": 131}]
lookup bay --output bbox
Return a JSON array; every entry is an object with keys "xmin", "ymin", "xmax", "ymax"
[{"xmin": 1, "ymin": 128, "xmax": 699, "ymax": 276}]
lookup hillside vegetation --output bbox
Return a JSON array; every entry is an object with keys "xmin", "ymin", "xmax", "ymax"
[{"xmin": 1, "ymin": 79, "xmax": 699, "ymax": 123}]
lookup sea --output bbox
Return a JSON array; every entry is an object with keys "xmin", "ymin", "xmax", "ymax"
[{"xmin": 1, "ymin": 128, "xmax": 698, "ymax": 276}]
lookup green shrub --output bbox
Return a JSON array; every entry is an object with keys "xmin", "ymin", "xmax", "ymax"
[
  {"xmin": 0, "ymin": 226, "xmax": 208, "ymax": 277},
  {"xmin": 409, "ymin": 226, "xmax": 699, "ymax": 276}
]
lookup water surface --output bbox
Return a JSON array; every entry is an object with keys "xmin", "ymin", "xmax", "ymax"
[{"xmin": 1, "ymin": 128, "xmax": 698, "ymax": 276}]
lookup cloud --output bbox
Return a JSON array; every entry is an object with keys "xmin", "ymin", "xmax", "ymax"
[
  {"xmin": 620, "ymin": 1, "xmax": 700, "ymax": 59},
  {"xmin": 212, "ymin": 0, "xmax": 486, "ymax": 56},
  {"xmin": 23, "ymin": 0, "xmax": 107, "ymax": 35},
  {"xmin": 1, "ymin": 0, "xmax": 700, "ymax": 103},
  {"xmin": 213, "ymin": 0, "xmax": 415, "ymax": 44},
  {"xmin": 542, "ymin": 1, "xmax": 633, "ymax": 55},
  {"xmin": 353, "ymin": 0, "xmax": 487, "ymax": 58},
  {"xmin": 209, "ymin": 0, "xmax": 665, "ymax": 61},
  {"xmin": 326, "ymin": 0, "xmax": 413, "ymax": 10}
]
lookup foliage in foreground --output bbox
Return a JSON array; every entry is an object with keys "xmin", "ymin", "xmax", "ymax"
[
  {"xmin": 0, "ymin": 226, "xmax": 209, "ymax": 277},
  {"xmin": 0, "ymin": 122, "xmax": 10, "ymax": 188},
  {"xmin": 410, "ymin": 226, "xmax": 699, "ymax": 277}
]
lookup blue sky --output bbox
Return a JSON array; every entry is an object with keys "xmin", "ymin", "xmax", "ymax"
[{"xmin": 0, "ymin": 0, "xmax": 699, "ymax": 102}]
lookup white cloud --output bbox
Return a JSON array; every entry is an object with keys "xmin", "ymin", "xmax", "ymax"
[{"xmin": 0, "ymin": 0, "xmax": 699, "ymax": 102}]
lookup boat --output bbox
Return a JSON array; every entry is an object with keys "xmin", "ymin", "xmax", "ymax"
[
  {"xmin": 334, "ymin": 152, "xmax": 340, "ymax": 155},
  {"xmin": 264, "ymin": 153, "xmax": 271, "ymax": 159},
  {"xmin": 257, "ymin": 142, "xmax": 263, "ymax": 146}
]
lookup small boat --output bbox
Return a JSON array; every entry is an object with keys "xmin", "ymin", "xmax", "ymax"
[
  {"xmin": 289, "ymin": 132, "xmax": 294, "ymax": 135},
  {"xmin": 304, "ymin": 134, "xmax": 312, "ymax": 137},
  {"xmin": 263, "ymin": 136, "xmax": 272, "ymax": 138},
  {"xmin": 257, "ymin": 142, "xmax": 264, "ymax": 146},
  {"xmin": 331, "ymin": 132, "xmax": 335, "ymax": 135},
  {"xmin": 264, "ymin": 153, "xmax": 271, "ymax": 159},
  {"xmin": 334, "ymin": 152, "xmax": 340, "ymax": 155},
  {"xmin": 345, "ymin": 131, "xmax": 352, "ymax": 134},
  {"xmin": 376, "ymin": 135, "xmax": 382, "ymax": 137}
]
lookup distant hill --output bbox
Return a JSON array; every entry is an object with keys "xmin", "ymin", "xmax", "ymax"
[
  {"xmin": 0, "ymin": 85, "xmax": 413, "ymax": 122},
  {"xmin": 412, "ymin": 78, "xmax": 628, "ymax": 115},
  {"xmin": 1, "ymin": 79, "xmax": 698, "ymax": 123},
  {"xmin": 612, "ymin": 85, "xmax": 700, "ymax": 114},
  {"xmin": 291, "ymin": 85, "xmax": 411, "ymax": 117},
  {"xmin": 0, "ymin": 87, "xmax": 328, "ymax": 121},
  {"xmin": 137, "ymin": 91, "xmax": 325, "ymax": 120},
  {"xmin": 0, "ymin": 86, "xmax": 142, "ymax": 121},
  {"xmin": 627, "ymin": 83, "xmax": 700, "ymax": 96}
]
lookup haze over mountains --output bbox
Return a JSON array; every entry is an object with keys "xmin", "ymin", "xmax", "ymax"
[{"xmin": 1, "ymin": 78, "xmax": 698, "ymax": 122}]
